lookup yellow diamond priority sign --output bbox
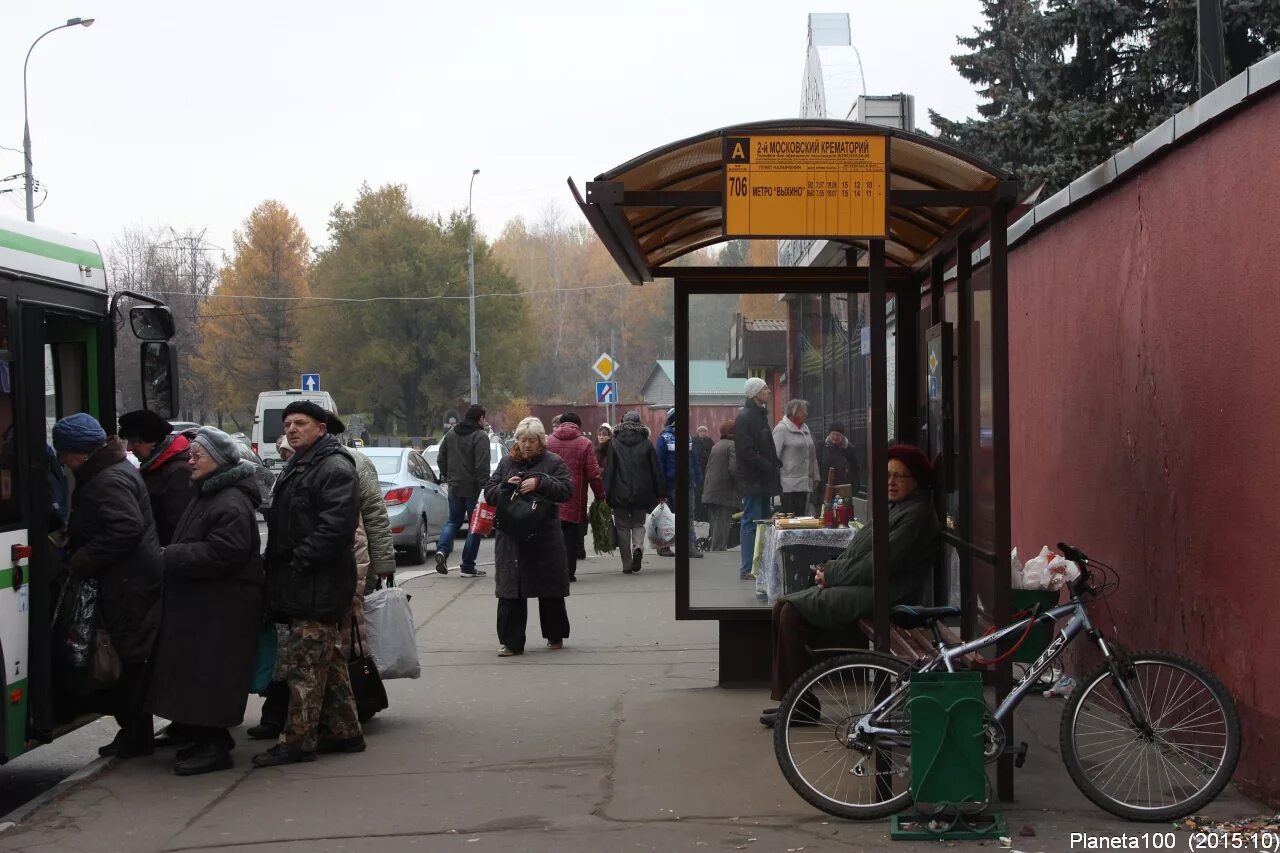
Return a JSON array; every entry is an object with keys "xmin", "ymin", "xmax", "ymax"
[{"xmin": 592, "ymin": 353, "xmax": 616, "ymax": 380}]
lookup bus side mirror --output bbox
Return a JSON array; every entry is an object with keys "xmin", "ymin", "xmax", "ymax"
[
  {"xmin": 129, "ymin": 306, "xmax": 176, "ymax": 341},
  {"xmin": 141, "ymin": 342, "xmax": 179, "ymax": 418}
]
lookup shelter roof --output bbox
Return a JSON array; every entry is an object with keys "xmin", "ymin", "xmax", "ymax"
[{"xmin": 571, "ymin": 119, "xmax": 1017, "ymax": 283}]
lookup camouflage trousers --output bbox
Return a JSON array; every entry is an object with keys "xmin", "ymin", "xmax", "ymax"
[{"xmin": 278, "ymin": 619, "xmax": 361, "ymax": 752}]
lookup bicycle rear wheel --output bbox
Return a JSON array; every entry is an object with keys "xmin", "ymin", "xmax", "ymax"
[
  {"xmin": 773, "ymin": 652, "xmax": 914, "ymax": 819},
  {"xmin": 1060, "ymin": 650, "xmax": 1240, "ymax": 821}
]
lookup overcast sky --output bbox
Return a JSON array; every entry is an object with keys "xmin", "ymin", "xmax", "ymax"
[{"xmin": 1, "ymin": 1, "xmax": 984, "ymax": 257}]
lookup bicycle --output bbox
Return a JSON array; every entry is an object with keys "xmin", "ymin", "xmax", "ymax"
[{"xmin": 773, "ymin": 542, "xmax": 1240, "ymax": 822}]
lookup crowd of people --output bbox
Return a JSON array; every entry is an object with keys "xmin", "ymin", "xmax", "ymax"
[{"xmin": 51, "ymin": 401, "xmax": 389, "ymax": 776}]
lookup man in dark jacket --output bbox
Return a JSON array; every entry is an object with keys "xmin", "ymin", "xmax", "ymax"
[
  {"xmin": 54, "ymin": 413, "xmax": 163, "ymax": 759},
  {"xmin": 813, "ymin": 421, "xmax": 861, "ymax": 504},
  {"xmin": 655, "ymin": 409, "xmax": 703, "ymax": 559},
  {"xmin": 255, "ymin": 401, "xmax": 362, "ymax": 767},
  {"xmin": 604, "ymin": 412, "xmax": 663, "ymax": 574},
  {"xmin": 435, "ymin": 404, "xmax": 490, "ymax": 577},
  {"xmin": 734, "ymin": 378, "xmax": 782, "ymax": 579},
  {"xmin": 118, "ymin": 409, "xmax": 195, "ymax": 546}
]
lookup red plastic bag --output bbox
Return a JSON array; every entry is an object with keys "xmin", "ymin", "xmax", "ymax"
[{"xmin": 470, "ymin": 499, "xmax": 496, "ymax": 537}]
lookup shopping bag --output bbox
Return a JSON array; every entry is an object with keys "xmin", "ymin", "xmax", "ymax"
[
  {"xmin": 363, "ymin": 587, "xmax": 421, "ymax": 679},
  {"xmin": 645, "ymin": 503, "xmax": 676, "ymax": 547},
  {"xmin": 470, "ymin": 499, "xmax": 496, "ymax": 537},
  {"xmin": 53, "ymin": 577, "xmax": 99, "ymax": 669},
  {"xmin": 89, "ymin": 629, "xmax": 122, "ymax": 687},
  {"xmin": 348, "ymin": 615, "xmax": 389, "ymax": 722},
  {"xmin": 250, "ymin": 622, "xmax": 278, "ymax": 694}
]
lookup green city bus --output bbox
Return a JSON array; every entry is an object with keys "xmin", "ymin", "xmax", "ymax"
[{"xmin": 0, "ymin": 216, "xmax": 177, "ymax": 762}]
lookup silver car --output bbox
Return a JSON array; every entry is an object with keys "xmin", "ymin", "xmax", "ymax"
[{"xmin": 360, "ymin": 447, "xmax": 449, "ymax": 565}]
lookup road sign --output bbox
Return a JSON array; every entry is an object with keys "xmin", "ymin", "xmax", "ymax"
[
  {"xmin": 592, "ymin": 353, "xmax": 616, "ymax": 380},
  {"xmin": 724, "ymin": 134, "xmax": 888, "ymax": 239},
  {"xmin": 596, "ymin": 381, "xmax": 618, "ymax": 404},
  {"xmin": 301, "ymin": 373, "xmax": 321, "ymax": 392}
]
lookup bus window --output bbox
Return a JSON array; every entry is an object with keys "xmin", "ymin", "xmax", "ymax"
[{"xmin": 43, "ymin": 341, "xmax": 91, "ymax": 444}]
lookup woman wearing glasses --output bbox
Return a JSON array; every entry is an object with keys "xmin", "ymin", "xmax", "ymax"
[
  {"xmin": 761, "ymin": 444, "xmax": 939, "ymax": 728},
  {"xmin": 147, "ymin": 427, "xmax": 264, "ymax": 774}
]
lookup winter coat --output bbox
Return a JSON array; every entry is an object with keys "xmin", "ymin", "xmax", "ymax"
[
  {"xmin": 547, "ymin": 423, "xmax": 604, "ymax": 525},
  {"xmin": 437, "ymin": 420, "xmax": 490, "ymax": 500},
  {"xmin": 264, "ymin": 434, "xmax": 359, "ymax": 624},
  {"xmin": 773, "ymin": 418, "xmax": 820, "ymax": 495},
  {"xmin": 692, "ymin": 436, "xmax": 714, "ymax": 487},
  {"xmin": 65, "ymin": 438, "xmax": 163, "ymax": 664},
  {"xmin": 484, "ymin": 449, "xmax": 573, "ymax": 599},
  {"xmin": 656, "ymin": 427, "xmax": 703, "ymax": 500},
  {"xmin": 137, "ymin": 432, "xmax": 196, "ymax": 547},
  {"xmin": 603, "ymin": 422, "xmax": 664, "ymax": 512},
  {"xmin": 594, "ymin": 439, "xmax": 610, "ymax": 473},
  {"xmin": 700, "ymin": 439, "xmax": 740, "ymax": 508},
  {"xmin": 147, "ymin": 461, "xmax": 263, "ymax": 728},
  {"xmin": 782, "ymin": 490, "xmax": 939, "ymax": 632},
  {"xmin": 340, "ymin": 516, "xmax": 371, "ymax": 661},
  {"xmin": 815, "ymin": 438, "xmax": 860, "ymax": 497},
  {"xmin": 733, "ymin": 399, "xmax": 782, "ymax": 497},
  {"xmin": 349, "ymin": 448, "xmax": 396, "ymax": 584}
]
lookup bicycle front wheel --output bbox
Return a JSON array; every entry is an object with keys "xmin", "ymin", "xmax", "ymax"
[
  {"xmin": 1061, "ymin": 650, "xmax": 1240, "ymax": 821},
  {"xmin": 773, "ymin": 652, "xmax": 914, "ymax": 819}
]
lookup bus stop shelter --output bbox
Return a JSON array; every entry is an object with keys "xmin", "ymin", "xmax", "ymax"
[{"xmin": 571, "ymin": 119, "xmax": 1023, "ymax": 798}]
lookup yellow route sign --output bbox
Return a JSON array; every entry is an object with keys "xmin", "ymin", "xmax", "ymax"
[{"xmin": 723, "ymin": 134, "xmax": 888, "ymax": 238}]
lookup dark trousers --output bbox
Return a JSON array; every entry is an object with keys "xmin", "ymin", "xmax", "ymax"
[
  {"xmin": 771, "ymin": 601, "xmax": 818, "ymax": 701},
  {"xmin": 186, "ymin": 724, "xmax": 234, "ymax": 752},
  {"xmin": 497, "ymin": 597, "xmax": 570, "ymax": 653},
  {"xmin": 110, "ymin": 663, "xmax": 153, "ymax": 750},
  {"xmin": 260, "ymin": 679, "xmax": 288, "ymax": 731},
  {"xmin": 780, "ymin": 491, "xmax": 809, "ymax": 516},
  {"xmin": 708, "ymin": 504, "xmax": 735, "ymax": 551},
  {"xmin": 561, "ymin": 521, "xmax": 581, "ymax": 579}
]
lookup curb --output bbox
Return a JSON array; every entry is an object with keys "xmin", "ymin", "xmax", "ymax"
[{"xmin": 0, "ymin": 755, "xmax": 115, "ymax": 832}]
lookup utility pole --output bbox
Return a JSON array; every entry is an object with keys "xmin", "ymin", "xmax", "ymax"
[
  {"xmin": 1197, "ymin": 0, "xmax": 1226, "ymax": 97},
  {"xmin": 610, "ymin": 327, "xmax": 617, "ymax": 426},
  {"xmin": 467, "ymin": 169, "xmax": 480, "ymax": 405}
]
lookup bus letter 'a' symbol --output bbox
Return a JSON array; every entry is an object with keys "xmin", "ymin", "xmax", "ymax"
[{"xmin": 725, "ymin": 137, "xmax": 750, "ymax": 164}]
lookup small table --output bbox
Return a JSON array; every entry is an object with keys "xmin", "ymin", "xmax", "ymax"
[{"xmin": 755, "ymin": 524, "xmax": 860, "ymax": 604}]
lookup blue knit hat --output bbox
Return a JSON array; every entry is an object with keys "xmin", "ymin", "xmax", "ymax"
[{"xmin": 52, "ymin": 413, "xmax": 107, "ymax": 454}]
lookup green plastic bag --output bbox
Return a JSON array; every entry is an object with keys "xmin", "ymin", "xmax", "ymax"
[{"xmin": 589, "ymin": 500, "xmax": 616, "ymax": 555}]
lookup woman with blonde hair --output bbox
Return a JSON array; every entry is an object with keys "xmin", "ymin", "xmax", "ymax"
[{"xmin": 483, "ymin": 417, "xmax": 573, "ymax": 656}]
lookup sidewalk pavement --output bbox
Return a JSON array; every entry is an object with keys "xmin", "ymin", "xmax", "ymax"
[{"xmin": 0, "ymin": 555, "xmax": 1265, "ymax": 852}]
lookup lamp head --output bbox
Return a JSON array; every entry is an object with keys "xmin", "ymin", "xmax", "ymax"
[
  {"xmin": 68, "ymin": 17, "xmax": 95, "ymax": 27},
  {"xmin": 472, "ymin": 168, "xmax": 480, "ymax": 176}
]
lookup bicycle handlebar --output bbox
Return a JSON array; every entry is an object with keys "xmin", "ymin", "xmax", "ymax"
[{"xmin": 1058, "ymin": 542, "xmax": 1095, "ymax": 597}]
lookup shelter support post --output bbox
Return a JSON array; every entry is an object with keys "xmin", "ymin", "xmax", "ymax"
[
  {"xmin": 955, "ymin": 233, "xmax": 975, "ymax": 642},
  {"xmin": 929, "ymin": 254, "xmax": 948, "ymax": 607},
  {"xmin": 869, "ymin": 240, "xmax": 890, "ymax": 652},
  {"xmin": 990, "ymin": 202, "xmax": 1014, "ymax": 802}
]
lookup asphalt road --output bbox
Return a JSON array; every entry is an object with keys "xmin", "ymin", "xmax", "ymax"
[{"xmin": 0, "ymin": 522, "xmax": 509, "ymax": 820}]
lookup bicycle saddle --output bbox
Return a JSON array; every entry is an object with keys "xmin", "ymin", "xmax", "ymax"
[{"xmin": 890, "ymin": 604, "xmax": 960, "ymax": 628}]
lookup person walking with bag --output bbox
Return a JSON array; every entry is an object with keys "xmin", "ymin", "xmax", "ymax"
[
  {"xmin": 484, "ymin": 417, "xmax": 573, "ymax": 656},
  {"xmin": 603, "ymin": 411, "xmax": 663, "ymax": 574},
  {"xmin": 434, "ymin": 404, "xmax": 490, "ymax": 577},
  {"xmin": 147, "ymin": 428, "xmax": 263, "ymax": 775},
  {"xmin": 255, "ymin": 401, "xmax": 363, "ymax": 767},
  {"xmin": 53, "ymin": 414, "xmax": 163, "ymax": 760},
  {"xmin": 700, "ymin": 421, "xmax": 740, "ymax": 552},
  {"xmin": 547, "ymin": 413, "xmax": 603, "ymax": 583}
]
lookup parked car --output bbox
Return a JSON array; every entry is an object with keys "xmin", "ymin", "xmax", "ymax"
[
  {"xmin": 423, "ymin": 443, "xmax": 441, "ymax": 478},
  {"xmin": 360, "ymin": 446, "xmax": 449, "ymax": 565},
  {"xmin": 424, "ymin": 438, "xmax": 504, "ymax": 481},
  {"xmin": 229, "ymin": 433, "xmax": 276, "ymax": 513}
]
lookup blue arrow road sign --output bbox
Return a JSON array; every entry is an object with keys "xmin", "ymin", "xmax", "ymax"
[
  {"xmin": 301, "ymin": 373, "xmax": 321, "ymax": 392},
  {"xmin": 596, "ymin": 381, "xmax": 618, "ymax": 404}
]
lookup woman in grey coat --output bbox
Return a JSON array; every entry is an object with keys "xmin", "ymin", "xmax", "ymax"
[{"xmin": 483, "ymin": 417, "xmax": 573, "ymax": 656}]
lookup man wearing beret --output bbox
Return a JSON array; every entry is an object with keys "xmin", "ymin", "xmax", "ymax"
[
  {"xmin": 254, "ymin": 401, "xmax": 363, "ymax": 766},
  {"xmin": 118, "ymin": 410, "xmax": 195, "ymax": 547}
]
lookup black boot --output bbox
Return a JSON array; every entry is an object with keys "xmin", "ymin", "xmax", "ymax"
[
  {"xmin": 632, "ymin": 548, "xmax": 643, "ymax": 573},
  {"xmin": 246, "ymin": 723, "xmax": 281, "ymax": 740},
  {"xmin": 251, "ymin": 743, "xmax": 316, "ymax": 767},
  {"xmin": 316, "ymin": 735, "xmax": 367, "ymax": 755},
  {"xmin": 174, "ymin": 742, "xmax": 233, "ymax": 776}
]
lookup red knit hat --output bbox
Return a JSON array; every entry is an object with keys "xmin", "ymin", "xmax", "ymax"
[{"xmin": 887, "ymin": 444, "xmax": 933, "ymax": 488}]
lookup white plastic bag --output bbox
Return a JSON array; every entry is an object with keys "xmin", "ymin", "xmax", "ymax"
[
  {"xmin": 1019, "ymin": 545, "xmax": 1081, "ymax": 591},
  {"xmin": 646, "ymin": 503, "xmax": 676, "ymax": 547},
  {"xmin": 1010, "ymin": 547, "xmax": 1024, "ymax": 590},
  {"xmin": 363, "ymin": 587, "xmax": 421, "ymax": 679}
]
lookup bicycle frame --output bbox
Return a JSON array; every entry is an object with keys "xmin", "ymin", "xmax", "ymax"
[{"xmin": 854, "ymin": 592, "xmax": 1134, "ymax": 738}]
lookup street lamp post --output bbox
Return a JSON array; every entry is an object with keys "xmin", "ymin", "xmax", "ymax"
[
  {"xmin": 467, "ymin": 168, "xmax": 480, "ymax": 405},
  {"xmin": 23, "ymin": 17, "xmax": 95, "ymax": 223}
]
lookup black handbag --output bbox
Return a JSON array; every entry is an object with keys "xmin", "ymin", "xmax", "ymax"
[
  {"xmin": 494, "ymin": 479, "xmax": 557, "ymax": 542},
  {"xmin": 348, "ymin": 615, "xmax": 388, "ymax": 723}
]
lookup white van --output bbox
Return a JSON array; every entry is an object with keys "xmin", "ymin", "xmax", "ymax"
[{"xmin": 252, "ymin": 389, "xmax": 338, "ymax": 463}]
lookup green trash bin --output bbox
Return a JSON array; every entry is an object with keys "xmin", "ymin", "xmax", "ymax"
[{"xmin": 1011, "ymin": 589, "xmax": 1061, "ymax": 663}]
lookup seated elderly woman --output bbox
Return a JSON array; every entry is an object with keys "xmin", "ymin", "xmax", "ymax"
[{"xmin": 762, "ymin": 444, "xmax": 939, "ymax": 728}]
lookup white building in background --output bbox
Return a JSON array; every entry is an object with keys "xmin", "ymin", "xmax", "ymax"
[{"xmin": 781, "ymin": 12, "xmax": 916, "ymax": 270}]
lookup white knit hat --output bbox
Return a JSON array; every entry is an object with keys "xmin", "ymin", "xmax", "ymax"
[{"xmin": 744, "ymin": 377, "xmax": 768, "ymax": 398}]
